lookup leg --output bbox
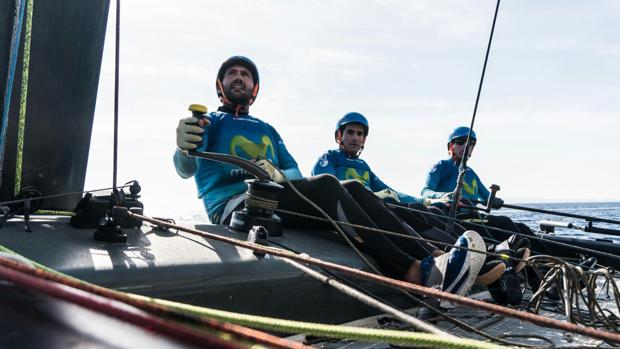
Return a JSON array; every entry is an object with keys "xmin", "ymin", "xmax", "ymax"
[
  {"xmin": 277, "ymin": 175, "xmax": 418, "ymax": 280},
  {"xmin": 341, "ymin": 180, "xmax": 437, "ymax": 260}
]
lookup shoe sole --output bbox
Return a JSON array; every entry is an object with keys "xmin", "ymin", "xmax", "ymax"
[{"xmin": 435, "ymin": 230, "xmax": 486, "ymax": 308}]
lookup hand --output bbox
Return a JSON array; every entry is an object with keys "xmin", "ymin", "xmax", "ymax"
[
  {"xmin": 422, "ymin": 197, "xmax": 449, "ymax": 206},
  {"xmin": 176, "ymin": 116, "xmax": 209, "ymax": 150},
  {"xmin": 491, "ymin": 197, "xmax": 504, "ymax": 209},
  {"xmin": 441, "ymin": 192, "xmax": 453, "ymax": 200},
  {"xmin": 255, "ymin": 159, "xmax": 285, "ymax": 183},
  {"xmin": 374, "ymin": 188, "xmax": 400, "ymax": 203}
]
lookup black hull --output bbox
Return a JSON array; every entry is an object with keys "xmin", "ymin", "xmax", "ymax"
[{"xmin": 537, "ymin": 234, "xmax": 620, "ymax": 269}]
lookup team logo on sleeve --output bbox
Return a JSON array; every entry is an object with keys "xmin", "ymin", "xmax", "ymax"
[
  {"xmin": 319, "ymin": 154, "xmax": 329, "ymax": 167},
  {"xmin": 230, "ymin": 135, "xmax": 275, "ymax": 159},
  {"xmin": 345, "ymin": 168, "xmax": 370, "ymax": 186}
]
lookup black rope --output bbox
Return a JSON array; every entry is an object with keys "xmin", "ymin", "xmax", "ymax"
[
  {"xmin": 0, "ymin": 184, "xmax": 133, "ymax": 207},
  {"xmin": 113, "ymin": 0, "xmax": 120, "ymax": 191},
  {"xmin": 447, "ymin": 0, "xmax": 501, "ymax": 235}
]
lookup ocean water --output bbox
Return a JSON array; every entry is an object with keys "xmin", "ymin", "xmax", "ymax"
[{"xmin": 500, "ymin": 201, "xmax": 620, "ymax": 243}]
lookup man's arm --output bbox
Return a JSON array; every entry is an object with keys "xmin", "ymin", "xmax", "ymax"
[
  {"xmin": 420, "ymin": 163, "xmax": 448, "ymax": 199},
  {"xmin": 173, "ymin": 113, "xmax": 211, "ymax": 179},
  {"xmin": 173, "ymin": 149, "xmax": 198, "ymax": 178}
]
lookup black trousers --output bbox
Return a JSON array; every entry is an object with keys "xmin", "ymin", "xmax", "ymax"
[{"xmin": 276, "ymin": 175, "xmax": 436, "ymax": 278}]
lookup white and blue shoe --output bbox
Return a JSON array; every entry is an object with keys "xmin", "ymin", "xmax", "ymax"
[{"xmin": 420, "ymin": 230, "xmax": 486, "ymax": 309}]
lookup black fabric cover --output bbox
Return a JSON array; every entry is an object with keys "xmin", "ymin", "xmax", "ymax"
[{"xmin": 0, "ymin": 0, "xmax": 110, "ymax": 210}]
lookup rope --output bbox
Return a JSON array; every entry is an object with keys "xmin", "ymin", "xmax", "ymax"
[
  {"xmin": 14, "ymin": 0, "xmax": 34, "ymax": 196},
  {"xmin": 0, "ymin": 245, "xmax": 506, "ymax": 349},
  {"xmin": 390, "ymin": 203, "xmax": 620, "ymax": 264},
  {"xmin": 0, "ymin": 0, "xmax": 27, "ymax": 180},
  {"xmin": 129, "ymin": 213, "xmax": 620, "ymax": 344},
  {"xmin": 278, "ymin": 256, "xmax": 453, "ymax": 337},
  {"xmin": 0, "ymin": 245, "xmax": 310, "ymax": 349},
  {"xmin": 112, "ymin": 0, "xmax": 120, "ymax": 190},
  {"xmin": 448, "ymin": 0, "xmax": 501, "ymax": 235},
  {"xmin": 0, "ymin": 263, "xmax": 248, "ymax": 349}
]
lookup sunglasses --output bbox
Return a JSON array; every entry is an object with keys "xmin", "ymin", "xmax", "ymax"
[{"xmin": 453, "ymin": 138, "xmax": 476, "ymax": 146}]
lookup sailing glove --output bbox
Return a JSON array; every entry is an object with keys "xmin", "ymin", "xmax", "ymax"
[
  {"xmin": 374, "ymin": 188, "xmax": 400, "ymax": 203},
  {"xmin": 176, "ymin": 116, "xmax": 206, "ymax": 150},
  {"xmin": 255, "ymin": 159, "xmax": 285, "ymax": 183}
]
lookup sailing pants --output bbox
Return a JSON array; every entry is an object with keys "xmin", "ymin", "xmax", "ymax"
[{"xmin": 276, "ymin": 175, "xmax": 437, "ymax": 279}]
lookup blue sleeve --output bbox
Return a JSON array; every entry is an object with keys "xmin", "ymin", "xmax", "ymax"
[
  {"xmin": 173, "ymin": 149, "xmax": 198, "ymax": 178},
  {"xmin": 311, "ymin": 152, "xmax": 336, "ymax": 176},
  {"xmin": 269, "ymin": 124, "xmax": 301, "ymax": 174},
  {"xmin": 421, "ymin": 162, "xmax": 447, "ymax": 199}
]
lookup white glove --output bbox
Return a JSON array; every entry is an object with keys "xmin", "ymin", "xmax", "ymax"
[
  {"xmin": 422, "ymin": 197, "xmax": 450, "ymax": 206},
  {"xmin": 176, "ymin": 116, "xmax": 207, "ymax": 150},
  {"xmin": 374, "ymin": 188, "xmax": 400, "ymax": 203},
  {"xmin": 255, "ymin": 159, "xmax": 285, "ymax": 183}
]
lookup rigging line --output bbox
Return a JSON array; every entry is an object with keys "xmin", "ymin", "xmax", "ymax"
[
  {"xmin": 0, "ymin": 262, "xmax": 255, "ymax": 349},
  {"xmin": 448, "ymin": 0, "xmax": 501, "ymax": 235},
  {"xmin": 128, "ymin": 212, "xmax": 620, "ymax": 344},
  {"xmin": 14, "ymin": 0, "xmax": 34, "ymax": 196},
  {"xmin": 0, "ymin": 251, "xmax": 310, "ymax": 349},
  {"xmin": 274, "ymin": 207, "xmax": 529, "ymax": 268},
  {"xmin": 112, "ymin": 0, "xmax": 120, "ymax": 191},
  {"xmin": 270, "ymin": 240, "xmax": 531, "ymax": 347},
  {"xmin": 0, "ymin": 184, "xmax": 133, "ymax": 207},
  {"xmin": 275, "ymin": 170, "xmax": 383, "ymax": 276},
  {"xmin": 0, "ymin": 0, "xmax": 27, "ymax": 182},
  {"xmin": 470, "ymin": 200, "xmax": 620, "ymax": 226},
  {"xmin": 388, "ymin": 203, "xmax": 620, "ymax": 263},
  {"xmin": 278, "ymin": 257, "xmax": 453, "ymax": 337}
]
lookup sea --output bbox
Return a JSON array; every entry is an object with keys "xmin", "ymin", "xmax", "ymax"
[{"xmin": 501, "ymin": 201, "xmax": 620, "ymax": 243}]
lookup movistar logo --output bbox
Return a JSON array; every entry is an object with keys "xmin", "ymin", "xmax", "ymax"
[
  {"xmin": 463, "ymin": 179, "xmax": 478, "ymax": 195},
  {"xmin": 345, "ymin": 168, "xmax": 369, "ymax": 185},
  {"xmin": 230, "ymin": 135, "xmax": 274, "ymax": 159}
]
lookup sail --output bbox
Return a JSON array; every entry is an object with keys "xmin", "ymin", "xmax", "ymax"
[{"xmin": 0, "ymin": 0, "xmax": 109, "ymax": 211}]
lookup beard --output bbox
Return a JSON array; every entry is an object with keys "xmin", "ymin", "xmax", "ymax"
[{"xmin": 224, "ymin": 85, "xmax": 252, "ymax": 106}]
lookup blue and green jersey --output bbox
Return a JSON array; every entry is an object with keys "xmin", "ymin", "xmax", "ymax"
[
  {"xmin": 174, "ymin": 111, "xmax": 301, "ymax": 223},
  {"xmin": 311, "ymin": 149, "xmax": 421, "ymax": 204},
  {"xmin": 421, "ymin": 159, "xmax": 490, "ymax": 203}
]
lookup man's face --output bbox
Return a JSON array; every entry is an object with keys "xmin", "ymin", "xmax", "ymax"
[
  {"xmin": 222, "ymin": 65, "xmax": 255, "ymax": 105},
  {"xmin": 339, "ymin": 123, "xmax": 366, "ymax": 156},
  {"xmin": 450, "ymin": 137, "xmax": 475, "ymax": 162}
]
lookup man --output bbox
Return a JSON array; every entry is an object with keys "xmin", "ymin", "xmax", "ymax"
[
  {"xmin": 312, "ymin": 112, "xmax": 422, "ymax": 205},
  {"xmin": 421, "ymin": 126, "xmax": 536, "ymax": 305},
  {"xmin": 174, "ymin": 56, "xmax": 486, "ymax": 304},
  {"xmin": 422, "ymin": 126, "xmax": 502, "ymax": 208},
  {"xmin": 421, "ymin": 126, "xmax": 537, "ymax": 244},
  {"xmin": 312, "ymin": 113, "xmax": 514, "ymax": 286}
]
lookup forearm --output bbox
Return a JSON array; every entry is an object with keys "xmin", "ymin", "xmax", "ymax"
[
  {"xmin": 420, "ymin": 187, "xmax": 447, "ymax": 199},
  {"xmin": 282, "ymin": 167, "xmax": 303, "ymax": 180},
  {"xmin": 173, "ymin": 149, "xmax": 197, "ymax": 178}
]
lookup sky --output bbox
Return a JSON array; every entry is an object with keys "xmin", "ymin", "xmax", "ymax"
[{"xmin": 85, "ymin": 0, "xmax": 620, "ymax": 221}]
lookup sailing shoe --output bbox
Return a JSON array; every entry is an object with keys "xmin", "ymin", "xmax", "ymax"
[
  {"xmin": 420, "ymin": 230, "xmax": 486, "ymax": 309},
  {"xmin": 493, "ymin": 234, "xmax": 531, "ymax": 273}
]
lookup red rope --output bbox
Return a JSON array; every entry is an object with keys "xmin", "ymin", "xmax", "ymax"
[
  {"xmin": 131, "ymin": 213, "xmax": 620, "ymax": 344},
  {"xmin": 0, "ymin": 264, "xmax": 246, "ymax": 349},
  {"xmin": 0, "ymin": 257, "xmax": 310, "ymax": 349}
]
